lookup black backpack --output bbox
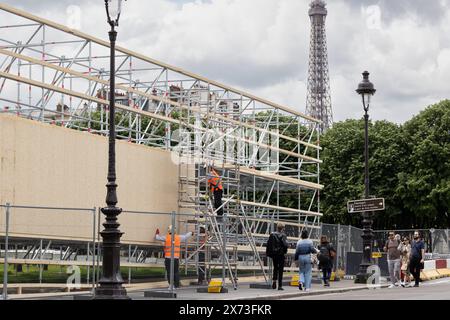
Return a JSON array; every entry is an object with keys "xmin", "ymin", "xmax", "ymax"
[
  {"xmin": 317, "ymin": 244, "xmax": 331, "ymax": 263},
  {"xmin": 267, "ymin": 233, "xmax": 285, "ymax": 257}
]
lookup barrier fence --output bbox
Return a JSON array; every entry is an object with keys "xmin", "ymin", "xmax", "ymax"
[
  {"xmin": 321, "ymin": 223, "xmax": 450, "ymax": 273},
  {"xmin": 1, "ymin": 204, "xmax": 272, "ymax": 299},
  {"xmin": 0, "ymin": 203, "xmax": 97, "ymax": 300},
  {"xmin": 1, "ymin": 203, "xmax": 449, "ymax": 299},
  {"xmin": 0, "ymin": 204, "xmax": 194, "ymax": 299}
]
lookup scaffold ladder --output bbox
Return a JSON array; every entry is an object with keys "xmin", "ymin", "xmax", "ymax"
[
  {"xmin": 238, "ymin": 203, "xmax": 269, "ymax": 284},
  {"xmin": 205, "ymin": 198, "xmax": 238, "ymax": 289}
]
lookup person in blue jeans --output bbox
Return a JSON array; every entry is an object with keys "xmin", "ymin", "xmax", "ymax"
[{"xmin": 295, "ymin": 230, "xmax": 319, "ymax": 291}]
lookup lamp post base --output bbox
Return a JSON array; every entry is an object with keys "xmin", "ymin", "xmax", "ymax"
[
  {"xmin": 93, "ymin": 205, "xmax": 130, "ymax": 300},
  {"xmin": 93, "ymin": 285, "xmax": 130, "ymax": 300}
]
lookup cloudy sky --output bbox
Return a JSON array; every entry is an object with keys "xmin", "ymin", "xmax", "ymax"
[{"xmin": 2, "ymin": 0, "xmax": 450, "ymax": 123}]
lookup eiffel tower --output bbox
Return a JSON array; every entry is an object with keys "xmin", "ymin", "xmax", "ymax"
[{"xmin": 305, "ymin": 0, "xmax": 333, "ymax": 134}]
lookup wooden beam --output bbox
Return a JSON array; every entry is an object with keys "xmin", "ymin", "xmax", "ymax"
[
  {"xmin": 231, "ymin": 199, "xmax": 323, "ymax": 217},
  {"xmin": 210, "ymin": 213, "xmax": 322, "ymax": 228},
  {"xmin": 181, "ymin": 215, "xmax": 321, "ymax": 228},
  {"xmin": 223, "ymin": 164, "xmax": 324, "ymax": 190},
  {"xmin": 236, "ymin": 245, "xmax": 297, "ymax": 255},
  {"xmin": 250, "ymin": 233, "xmax": 301, "ymax": 241}
]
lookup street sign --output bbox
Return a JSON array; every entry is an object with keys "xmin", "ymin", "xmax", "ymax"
[{"xmin": 347, "ymin": 198, "xmax": 385, "ymax": 213}]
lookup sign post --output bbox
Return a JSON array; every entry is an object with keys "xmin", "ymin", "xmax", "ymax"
[
  {"xmin": 348, "ymin": 198, "xmax": 385, "ymax": 284},
  {"xmin": 347, "ymin": 198, "xmax": 385, "ymax": 213}
]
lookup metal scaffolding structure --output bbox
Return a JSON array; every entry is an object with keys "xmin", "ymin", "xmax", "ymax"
[{"xmin": 0, "ymin": 4, "xmax": 323, "ymax": 283}]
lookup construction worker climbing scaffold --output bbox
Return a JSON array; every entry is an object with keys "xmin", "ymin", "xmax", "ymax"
[{"xmin": 208, "ymin": 166, "xmax": 224, "ymax": 216}]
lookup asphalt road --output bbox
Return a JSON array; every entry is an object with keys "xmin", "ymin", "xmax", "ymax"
[{"xmin": 286, "ymin": 278, "xmax": 450, "ymax": 300}]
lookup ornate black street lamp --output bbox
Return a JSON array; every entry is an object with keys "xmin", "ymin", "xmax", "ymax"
[
  {"xmin": 355, "ymin": 71, "xmax": 376, "ymax": 284},
  {"xmin": 94, "ymin": 0, "xmax": 129, "ymax": 299}
]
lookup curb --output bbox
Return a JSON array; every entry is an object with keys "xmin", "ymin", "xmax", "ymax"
[
  {"xmin": 3, "ymin": 275, "xmax": 268, "ymax": 300},
  {"xmin": 227, "ymin": 284, "xmax": 390, "ymax": 300}
]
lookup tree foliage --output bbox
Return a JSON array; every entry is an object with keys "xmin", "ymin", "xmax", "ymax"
[{"xmin": 320, "ymin": 100, "xmax": 450, "ymax": 229}]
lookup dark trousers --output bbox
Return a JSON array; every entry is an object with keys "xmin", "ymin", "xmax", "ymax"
[
  {"xmin": 198, "ymin": 252, "xmax": 206, "ymax": 283},
  {"xmin": 213, "ymin": 189, "xmax": 223, "ymax": 216},
  {"xmin": 409, "ymin": 258, "xmax": 421, "ymax": 285},
  {"xmin": 272, "ymin": 255, "xmax": 285, "ymax": 287},
  {"xmin": 164, "ymin": 258, "xmax": 180, "ymax": 288},
  {"xmin": 322, "ymin": 268, "xmax": 332, "ymax": 283}
]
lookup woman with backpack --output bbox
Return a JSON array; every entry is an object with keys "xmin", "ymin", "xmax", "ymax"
[
  {"xmin": 317, "ymin": 235, "xmax": 336, "ymax": 287},
  {"xmin": 266, "ymin": 223, "xmax": 289, "ymax": 290},
  {"xmin": 294, "ymin": 230, "xmax": 319, "ymax": 292}
]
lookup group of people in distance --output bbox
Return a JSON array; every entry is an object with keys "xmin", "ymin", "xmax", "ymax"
[
  {"xmin": 266, "ymin": 223, "xmax": 336, "ymax": 291},
  {"xmin": 267, "ymin": 224, "xmax": 427, "ymax": 292},
  {"xmin": 384, "ymin": 230, "xmax": 425, "ymax": 288},
  {"xmin": 153, "ymin": 168, "xmax": 426, "ymax": 291}
]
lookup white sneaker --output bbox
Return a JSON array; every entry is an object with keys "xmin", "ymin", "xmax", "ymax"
[
  {"xmin": 388, "ymin": 284, "xmax": 395, "ymax": 289},
  {"xmin": 394, "ymin": 282, "xmax": 401, "ymax": 287},
  {"xmin": 305, "ymin": 288, "xmax": 311, "ymax": 292}
]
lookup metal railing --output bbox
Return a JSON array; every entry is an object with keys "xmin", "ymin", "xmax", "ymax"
[
  {"xmin": 0, "ymin": 203, "xmax": 280, "ymax": 299},
  {"xmin": 0, "ymin": 203, "xmax": 96, "ymax": 300},
  {"xmin": 2, "ymin": 202, "xmax": 449, "ymax": 299},
  {"xmin": 320, "ymin": 223, "xmax": 450, "ymax": 273}
]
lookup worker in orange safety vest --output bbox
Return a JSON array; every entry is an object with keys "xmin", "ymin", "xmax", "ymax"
[
  {"xmin": 208, "ymin": 168, "xmax": 223, "ymax": 216},
  {"xmin": 155, "ymin": 225, "xmax": 192, "ymax": 288}
]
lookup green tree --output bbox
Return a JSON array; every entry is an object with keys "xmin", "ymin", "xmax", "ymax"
[
  {"xmin": 320, "ymin": 119, "xmax": 406, "ymax": 228},
  {"xmin": 395, "ymin": 100, "xmax": 450, "ymax": 228},
  {"xmin": 320, "ymin": 100, "xmax": 450, "ymax": 229}
]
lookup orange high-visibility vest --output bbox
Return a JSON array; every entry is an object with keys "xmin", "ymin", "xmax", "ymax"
[
  {"xmin": 164, "ymin": 234, "xmax": 181, "ymax": 259},
  {"xmin": 208, "ymin": 170, "xmax": 223, "ymax": 193}
]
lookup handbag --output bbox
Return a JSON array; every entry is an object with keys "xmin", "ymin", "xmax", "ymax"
[{"xmin": 330, "ymin": 245, "xmax": 336, "ymax": 258}]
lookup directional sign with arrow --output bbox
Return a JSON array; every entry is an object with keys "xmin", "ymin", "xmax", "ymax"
[{"xmin": 347, "ymin": 198, "xmax": 385, "ymax": 213}]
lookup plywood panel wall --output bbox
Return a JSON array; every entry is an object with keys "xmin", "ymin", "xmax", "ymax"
[{"xmin": 0, "ymin": 114, "xmax": 181, "ymax": 245}]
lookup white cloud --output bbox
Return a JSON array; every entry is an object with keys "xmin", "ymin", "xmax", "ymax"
[{"xmin": 1, "ymin": 0, "xmax": 449, "ymax": 124}]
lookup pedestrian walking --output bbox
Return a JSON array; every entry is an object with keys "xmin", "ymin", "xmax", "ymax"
[
  {"xmin": 398, "ymin": 236, "xmax": 411, "ymax": 287},
  {"xmin": 409, "ymin": 231, "xmax": 425, "ymax": 287},
  {"xmin": 384, "ymin": 231, "xmax": 401, "ymax": 288},
  {"xmin": 294, "ymin": 230, "xmax": 319, "ymax": 292},
  {"xmin": 266, "ymin": 223, "xmax": 289, "ymax": 290},
  {"xmin": 317, "ymin": 235, "xmax": 336, "ymax": 287}
]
